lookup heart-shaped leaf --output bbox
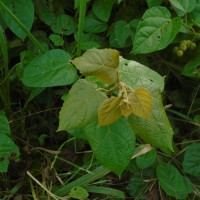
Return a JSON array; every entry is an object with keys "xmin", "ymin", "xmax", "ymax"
[
  {"xmin": 98, "ymin": 96, "xmax": 122, "ymax": 126},
  {"xmin": 71, "ymin": 48, "xmax": 119, "ymax": 84},
  {"xmin": 58, "ymin": 79, "xmax": 107, "ymax": 131}
]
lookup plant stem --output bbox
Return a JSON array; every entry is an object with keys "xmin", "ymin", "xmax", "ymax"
[{"xmin": 76, "ymin": 0, "xmax": 87, "ymax": 56}]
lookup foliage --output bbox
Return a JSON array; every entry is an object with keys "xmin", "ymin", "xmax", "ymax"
[{"xmin": 0, "ymin": 0, "xmax": 200, "ymax": 199}]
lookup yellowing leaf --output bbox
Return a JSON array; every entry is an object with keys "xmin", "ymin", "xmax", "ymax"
[
  {"xmin": 130, "ymin": 87, "xmax": 153, "ymax": 119},
  {"xmin": 120, "ymin": 100, "xmax": 132, "ymax": 118},
  {"xmin": 58, "ymin": 79, "xmax": 107, "ymax": 131},
  {"xmin": 98, "ymin": 96, "xmax": 121, "ymax": 126},
  {"xmin": 71, "ymin": 48, "xmax": 119, "ymax": 84}
]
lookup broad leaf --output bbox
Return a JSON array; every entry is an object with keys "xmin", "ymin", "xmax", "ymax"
[
  {"xmin": 156, "ymin": 163, "xmax": 193, "ymax": 199},
  {"xmin": 71, "ymin": 48, "xmax": 119, "ymax": 84},
  {"xmin": 85, "ymin": 118, "xmax": 135, "ymax": 175},
  {"xmin": 118, "ymin": 57, "xmax": 165, "ymax": 92},
  {"xmin": 58, "ymin": 79, "xmax": 107, "ymax": 131},
  {"xmin": 0, "ymin": 133, "xmax": 20, "ymax": 172},
  {"xmin": 118, "ymin": 58, "xmax": 173, "ymax": 153},
  {"xmin": 51, "ymin": 14, "xmax": 76, "ymax": 36},
  {"xmin": 0, "ymin": 0, "xmax": 34, "ymax": 39},
  {"xmin": 132, "ymin": 6, "xmax": 181, "ymax": 54},
  {"xmin": 98, "ymin": 96, "xmax": 122, "ymax": 126},
  {"xmin": 136, "ymin": 149, "xmax": 157, "ymax": 169},
  {"xmin": 130, "ymin": 88, "xmax": 153, "ymax": 119},
  {"xmin": 169, "ymin": 0, "xmax": 196, "ymax": 16},
  {"xmin": 0, "ymin": 112, "xmax": 20, "ymax": 173},
  {"xmin": 129, "ymin": 90, "xmax": 174, "ymax": 153},
  {"xmin": 21, "ymin": 49, "xmax": 77, "ymax": 87},
  {"xmin": 183, "ymin": 143, "xmax": 200, "ymax": 177},
  {"xmin": 0, "ymin": 111, "xmax": 10, "ymax": 136},
  {"xmin": 84, "ymin": 13, "xmax": 108, "ymax": 33},
  {"xmin": 92, "ymin": 0, "xmax": 115, "ymax": 22},
  {"xmin": 69, "ymin": 186, "xmax": 89, "ymax": 199}
]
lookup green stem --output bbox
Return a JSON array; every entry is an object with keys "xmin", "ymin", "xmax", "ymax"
[
  {"xmin": 0, "ymin": 1, "xmax": 45, "ymax": 53},
  {"xmin": 76, "ymin": 0, "xmax": 87, "ymax": 56}
]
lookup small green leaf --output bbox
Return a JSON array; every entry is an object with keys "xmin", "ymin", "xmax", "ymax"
[
  {"xmin": 84, "ymin": 13, "xmax": 108, "ymax": 33},
  {"xmin": 0, "ymin": 111, "xmax": 10, "ymax": 136},
  {"xmin": 136, "ymin": 149, "xmax": 157, "ymax": 169},
  {"xmin": 71, "ymin": 48, "xmax": 119, "ymax": 84},
  {"xmin": 85, "ymin": 118, "xmax": 135, "ymax": 175},
  {"xmin": 92, "ymin": 0, "xmax": 115, "ymax": 22},
  {"xmin": 114, "ymin": 20, "xmax": 132, "ymax": 47},
  {"xmin": 156, "ymin": 163, "xmax": 193, "ymax": 199},
  {"xmin": 183, "ymin": 143, "xmax": 200, "ymax": 177},
  {"xmin": 35, "ymin": 0, "xmax": 56, "ymax": 26},
  {"xmin": 132, "ymin": 6, "xmax": 181, "ymax": 54},
  {"xmin": 0, "ymin": 0, "xmax": 34, "ymax": 39},
  {"xmin": 21, "ymin": 49, "xmax": 77, "ymax": 87},
  {"xmin": 51, "ymin": 14, "xmax": 76, "ymax": 35},
  {"xmin": 58, "ymin": 79, "xmax": 107, "ymax": 131},
  {"xmin": 147, "ymin": 0, "xmax": 163, "ymax": 7},
  {"xmin": 98, "ymin": 96, "xmax": 122, "ymax": 126},
  {"xmin": 49, "ymin": 34, "xmax": 64, "ymax": 46},
  {"xmin": 182, "ymin": 50, "xmax": 200, "ymax": 78},
  {"xmin": 169, "ymin": 0, "xmax": 196, "ymax": 16},
  {"xmin": 69, "ymin": 186, "xmax": 89, "ymax": 199}
]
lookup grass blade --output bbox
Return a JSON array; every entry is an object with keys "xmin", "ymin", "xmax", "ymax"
[{"xmin": 76, "ymin": 0, "xmax": 87, "ymax": 56}]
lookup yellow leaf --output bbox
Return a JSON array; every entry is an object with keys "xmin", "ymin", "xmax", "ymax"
[
  {"xmin": 129, "ymin": 88, "xmax": 153, "ymax": 119},
  {"xmin": 98, "ymin": 96, "xmax": 121, "ymax": 126},
  {"xmin": 120, "ymin": 100, "xmax": 132, "ymax": 118},
  {"xmin": 71, "ymin": 48, "xmax": 119, "ymax": 84}
]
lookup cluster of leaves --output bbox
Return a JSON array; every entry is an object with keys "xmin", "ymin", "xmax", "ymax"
[{"xmin": 0, "ymin": 0, "xmax": 200, "ymax": 199}]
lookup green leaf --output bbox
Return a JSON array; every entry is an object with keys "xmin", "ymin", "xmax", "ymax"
[
  {"xmin": 92, "ymin": 0, "xmax": 115, "ymax": 22},
  {"xmin": 21, "ymin": 49, "xmax": 77, "ymax": 87},
  {"xmin": 132, "ymin": 6, "xmax": 181, "ymax": 54},
  {"xmin": 0, "ymin": 112, "xmax": 20, "ymax": 173},
  {"xmin": 69, "ymin": 186, "xmax": 89, "ymax": 199},
  {"xmin": 0, "ymin": 0, "xmax": 34, "ymax": 39},
  {"xmin": 129, "ymin": 90, "xmax": 174, "ymax": 153},
  {"xmin": 188, "ymin": 0, "xmax": 200, "ymax": 26},
  {"xmin": 169, "ymin": 0, "xmax": 196, "ymax": 16},
  {"xmin": 51, "ymin": 14, "xmax": 76, "ymax": 35},
  {"xmin": 0, "ymin": 111, "xmax": 10, "ymax": 136},
  {"xmin": 35, "ymin": 0, "xmax": 56, "ymax": 26},
  {"xmin": 118, "ymin": 57, "xmax": 165, "ymax": 92},
  {"xmin": 136, "ymin": 149, "xmax": 157, "ymax": 169},
  {"xmin": 183, "ymin": 143, "xmax": 200, "ymax": 177},
  {"xmin": 114, "ymin": 20, "xmax": 132, "ymax": 47},
  {"xmin": 147, "ymin": 0, "xmax": 163, "ymax": 8},
  {"xmin": 118, "ymin": 57, "xmax": 173, "ymax": 153},
  {"xmin": 58, "ymin": 79, "xmax": 107, "ymax": 131},
  {"xmin": 85, "ymin": 118, "xmax": 135, "ymax": 175},
  {"xmin": 49, "ymin": 34, "xmax": 64, "ymax": 46},
  {"xmin": 182, "ymin": 49, "xmax": 200, "ymax": 78},
  {"xmin": 84, "ymin": 13, "xmax": 108, "ymax": 33},
  {"xmin": 71, "ymin": 48, "xmax": 119, "ymax": 84},
  {"xmin": 80, "ymin": 41, "xmax": 101, "ymax": 51},
  {"xmin": 156, "ymin": 163, "xmax": 193, "ymax": 199}
]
